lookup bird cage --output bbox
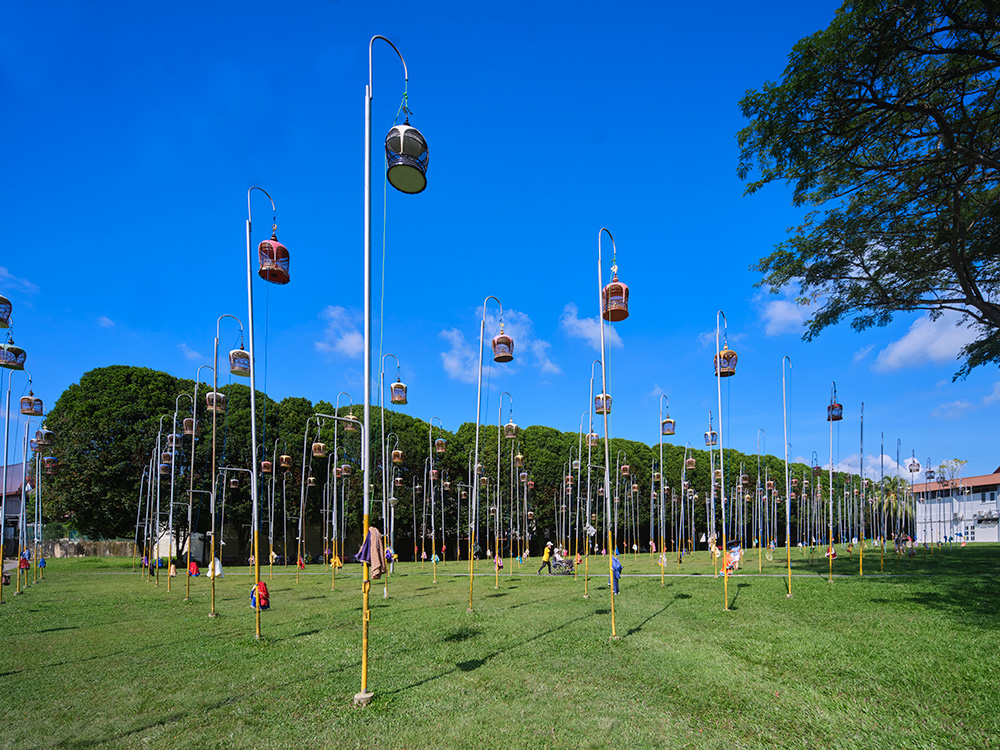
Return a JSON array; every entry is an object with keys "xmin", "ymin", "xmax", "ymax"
[
  {"xmin": 42, "ymin": 456, "xmax": 58, "ymax": 474},
  {"xmin": 29, "ymin": 439, "xmax": 37, "ymax": 452},
  {"xmin": 704, "ymin": 430, "xmax": 718, "ymax": 447},
  {"xmin": 480, "ymin": 476, "xmax": 488, "ymax": 488},
  {"xmin": 745, "ymin": 494, "xmax": 752, "ymax": 503},
  {"xmin": 443, "ymin": 480, "xmax": 451, "ymax": 491},
  {"xmin": 389, "ymin": 379, "xmax": 408, "ymax": 405},
  {"xmin": 279, "ymin": 454, "xmax": 292, "ymax": 469},
  {"xmin": 790, "ymin": 491, "xmax": 797, "ymax": 500},
  {"xmin": 335, "ymin": 468, "xmax": 342, "ymax": 479},
  {"xmin": 766, "ymin": 480, "xmax": 775, "ymax": 490},
  {"xmin": 183, "ymin": 418, "xmax": 198, "ymax": 436},
  {"xmin": 0, "ymin": 340, "xmax": 26, "ymax": 370},
  {"xmin": 385, "ymin": 121, "xmax": 429, "ymax": 194},
  {"xmin": 229, "ymin": 349, "xmax": 251, "ymax": 377},
  {"xmin": 431, "ymin": 469, "xmax": 439, "ymax": 481},
  {"xmin": 391, "ymin": 449, "xmax": 403, "ymax": 464},
  {"xmin": 307, "ymin": 476, "xmax": 316, "ymax": 487},
  {"xmin": 230, "ymin": 477, "xmax": 239, "ymax": 489},
  {"xmin": 714, "ymin": 347, "xmax": 737, "ymax": 377},
  {"xmin": 803, "ymin": 479, "xmax": 810, "ymax": 489},
  {"xmin": 159, "ymin": 463, "xmax": 170, "ymax": 476},
  {"xmin": 587, "ymin": 432, "xmax": 599, "ymax": 448},
  {"xmin": 488, "ymin": 506, "xmax": 496, "ymax": 517},
  {"xmin": 394, "ymin": 476, "xmax": 403, "ymax": 487},
  {"xmin": 565, "ymin": 475, "xmax": 574, "ymax": 485},
  {"xmin": 598, "ymin": 486, "xmax": 605, "ymax": 497},
  {"xmin": 312, "ymin": 442, "xmax": 327, "ymax": 458},
  {"xmin": 36, "ymin": 428, "xmax": 55, "ymax": 446},
  {"xmin": 166, "ymin": 434, "xmax": 181, "ymax": 449},
  {"xmin": 621, "ymin": 464, "xmax": 630, "ymax": 476},
  {"xmin": 602, "ymin": 272, "xmax": 629, "ymax": 322},
  {"xmin": 161, "ymin": 451, "xmax": 173, "ymax": 465},
  {"xmin": 684, "ymin": 457, "xmax": 696, "ymax": 470},
  {"xmin": 527, "ymin": 510, "xmax": 534, "ymax": 521},
  {"xmin": 261, "ymin": 460, "xmax": 273, "ymax": 474},
  {"xmin": 435, "ymin": 438, "xmax": 446, "ymax": 454},
  {"xmin": 460, "ymin": 489, "xmax": 468, "ymax": 500},
  {"xmin": 519, "ymin": 471, "xmax": 528, "ymax": 482},
  {"xmin": 791, "ymin": 477, "xmax": 798, "ymax": 488},
  {"xmin": 206, "ymin": 391, "xmax": 226, "ymax": 414},
  {"xmin": 515, "ymin": 453, "xmax": 525, "ymax": 468},
  {"xmin": 740, "ymin": 474, "xmax": 749, "ymax": 486},
  {"xmin": 925, "ymin": 467, "xmax": 935, "ymax": 481},
  {"xmin": 590, "ymin": 513, "xmax": 597, "ymax": 522},
  {"xmin": 683, "ymin": 480, "xmax": 690, "ymax": 490},
  {"xmin": 594, "ymin": 393, "xmax": 612, "ymax": 415},
  {"xmin": 714, "ymin": 469, "xmax": 722, "ymax": 481},
  {"xmin": 389, "ymin": 495, "xmax": 398, "ymax": 508},
  {"xmin": 653, "ymin": 471, "xmax": 661, "ymax": 483},
  {"xmin": 0, "ymin": 294, "xmax": 10, "ymax": 328},
  {"xmin": 492, "ymin": 326, "xmax": 514, "ymax": 363},
  {"xmin": 907, "ymin": 459, "xmax": 921, "ymax": 474},
  {"xmin": 827, "ymin": 403, "xmax": 843, "ymax": 422},
  {"xmin": 862, "ymin": 478, "xmax": 870, "ymax": 488},
  {"xmin": 631, "ymin": 483, "xmax": 639, "ymax": 494},
  {"xmin": 476, "ymin": 463, "xmax": 484, "ymax": 475},
  {"xmin": 344, "ymin": 414, "xmax": 360, "ymax": 432},
  {"xmin": 812, "ymin": 464, "xmax": 821, "ymax": 475},
  {"xmin": 504, "ymin": 420, "xmax": 518, "ymax": 439},
  {"xmin": 661, "ymin": 417, "xmax": 676, "ymax": 436},
  {"xmin": 257, "ymin": 229, "xmax": 290, "ymax": 285},
  {"xmin": 340, "ymin": 464, "xmax": 352, "ymax": 477},
  {"xmin": 572, "ymin": 459, "xmax": 580, "ymax": 471},
  {"xmin": 19, "ymin": 392, "xmax": 43, "ymax": 416}
]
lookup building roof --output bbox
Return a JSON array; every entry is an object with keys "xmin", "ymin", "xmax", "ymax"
[
  {"xmin": 912, "ymin": 471, "xmax": 1000, "ymax": 494},
  {"xmin": 3, "ymin": 462, "xmax": 27, "ymax": 497}
]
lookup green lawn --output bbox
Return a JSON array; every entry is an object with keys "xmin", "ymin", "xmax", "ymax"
[{"xmin": 1, "ymin": 545, "xmax": 997, "ymax": 749}]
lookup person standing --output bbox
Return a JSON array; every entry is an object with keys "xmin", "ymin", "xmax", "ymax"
[{"xmin": 537, "ymin": 541, "xmax": 553, "ymax": 574}]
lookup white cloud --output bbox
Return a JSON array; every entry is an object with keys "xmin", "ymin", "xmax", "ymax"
[
  {"xmin": 647, "ymin": 383, "xmax": 666, "ymax": 399},
  {"xmin": 98, "ymin": 316, "xmax": 114, "ymax": 328},
  {"xmin": 873, "ymin": 312, "xmax": 976, "ymax": 373},
  {"xmin": 826, "ymin": 452, "xmax": 905, "ymax": 478},
  {"xmin": 984, "ymin": 383, "xmax": 1000, "ymax": 405},
  {"xmin": 315, "ymin": 306, "xmax": 363, "ymax": 359},
  {"xmin": 530, "ymin": 339, "xmax": 560, "ymax": 375},
  {"xmin": 0, "ymin": 267, "xmax": 40, "ymax": 295},
  {"xmin": 761, "ymin": 299, "xmax": 809, "ymax": 336},
  {"xmin": 439, "ymin": 327, "xmax": 479, "ymax": 384},
  {"xmin": 441, "ymin": 308, "xmax": 560, "ymax": 382},
  {"xmin": 560, "ymin": 303, "xmax": 623, "ymax": 352},
  {"xmin": 853, "ymin": 343, "xmax": 874, "ymax": 364},
  {"xmin": 931, "ymin": 400, "xmax": 973, "ymax": 420},
  {"xmin": 697, "ymin": 330, "xmax": 748, "ymax": 348},
  {"xmin": 177, "ymin": 343, "xmax": 203, "ymax": 361}
]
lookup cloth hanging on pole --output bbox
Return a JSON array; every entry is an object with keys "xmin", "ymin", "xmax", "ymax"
[{"xmin": 355, "ymin": 526, "xmax": 386, "ymax": 580}]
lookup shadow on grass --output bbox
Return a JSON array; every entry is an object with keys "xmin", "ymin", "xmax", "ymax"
[
  {"xmin": 39, "ymin": 626, "xmax": 79, "ymax": 633},
  {"xmin": 444, "ymin": 626, "xmax": 480, "ymax": 643}
]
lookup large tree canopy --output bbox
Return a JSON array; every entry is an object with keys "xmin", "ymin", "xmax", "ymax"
[{"xmin": 739, "ymin": 0, "xmax": 1000, "ymax": 377}]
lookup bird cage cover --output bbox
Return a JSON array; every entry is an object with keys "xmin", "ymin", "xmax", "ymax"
[
  {"xmin": 258, "ymin": 232, "xmax": 290, "ymax": 285},
  {"xmin": 391, "ymin": 449, "xmax": 403, "ymax": 464},
  {"xmin": 390, "ymin": 381, "xmax": 408, "ymax": 405},
  {"xmin": 827, "ymin": 403, "xmax": 843, "ymax": 421},
  {"xmin": 595, "ymin": 393, "xmax": 612, "ymax": 415},
  {"xmin": 279, "ymin": 455, "xmax": 293, "ymax": 469},
  {"xmin": 385, "ymin": 123, "xmax": 429, "ymax": 194},
  {"xmin": 0, "ymin": 294, "xmax": 11, "ymax": 328},
  {"xmin": 492, "ymin": 333, "xmax": 514, "ymax": 363},
  {"xmin": 344, "ymin": 415, "xmax": 360, "ymax": 432},
  {"xmin": 621, "ymin": 464, "xmax": 630, "ymax": 476},
  {"xmin": 601, "ymin": 275, "xmax": 630, "ymax": 322},
  {"xmin": 340, "ymin": 464, "xmax": 352, "ymax": 477},
  {"xmin": 504, "ymin": 421, "xmax": 518, "ymax": 439},
  {"xmin": 312, "ymin": 442, "xmax": 327, "ymax": 458},
  {"xmin": 261, "ymin": 460, "xmax": 273, "ymax": 474},
  {"xmin": 206, "ymin": 392, "xmax": 227, "ymax": 412},
  {"xmin": 20, "ymin": 395, "xmax": 43, "ymax": 416},
  {"xmin": 661, "ymin": 418, "xmax": 675, "ymax": 436},
  {"xmin": 714, "ymin": 347, "xmax": 738, "ymax": 377},
  {"xmin": 435, "ymin": 438, "xmax": 446, "ymax": 454},
  {"xmin": 229, "ymin": 349, "xmax": 251, "ymax": 377},
  {"xmin": 704, "ymin": 430, "xmax": 718, "ymax": 447},
  {"xmin": 0, "ymin": 342, "xmax": 26, "ymax": 370}
]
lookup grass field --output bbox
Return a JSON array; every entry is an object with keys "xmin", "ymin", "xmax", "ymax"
[{"xmin": 1, "ymin": 544, "xmax": 997, "ymax": 750}]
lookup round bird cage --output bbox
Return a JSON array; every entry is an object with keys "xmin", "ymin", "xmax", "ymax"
[
  {"xmin": 20, "ymin": 392, "xmax": 43, "ymax": 416},
  {"xmin": 391, "ymin": 449, "xmax": 403, "ymax": 464},
  {"xmin": 740, "ymin": 474, "xmax": 749, "ymax": 486},
  {"xmin": 0, "ymin": 340, "xmax": 26, "ymax": 370},
  {"xmin": 480, "ymin": 476, "xmax": 488, "ymax": 488},
  {"xmin": 704, "ymin": 430, "xmax": 718, "ymax": 447},
  {"xmin": 206, "ymin": 391, "xmax": 226, "ymax": 414},
  {"xmin": 279, "ymin": 455, "xmax": 293, "ymax": 469},
  {"xmin": 621, "ymin": 464, "xmax": 630, "ymax": 477},
  {"xmin": 261, "ymin": 460, "xmax": 273, "ymax": 474},
  {"xmin": 312, "ymin": 442, "xmax": 327, "ymax": 458},
  {"xmin": 161, "ymin": 451, "xmax": 173, "ymax": 465},
  {"xmin": 907, "ymin": 459, "xmax": 921, "ymax": 474},
  {"xmin": 587, "ymin": 432, "xmax": 599, "ymax": 448},
  {"xmin": 340, "ymin": 464, "xmax": 352, "ymax": 477},
  {"xmin": 684, "ymin": 457, "xmax": 696, "ymax": 471},
  {"xmin": 714, "ymin": 469, "xmax": 722, "ymax": 481},
  {"xmin": 571, "ymin": 459, "xmax": 580, "ymax": 471},
  {"xmin": 504, "ymin": 420, "xmax": 518, "ymax": 440},
  {"xmin": 602, "ymin": 272, "xmax": 629, "ymax": 322},
  {"xmin": 390, "ymin": 379, "xmax": 408, "ymax": 405},
  {"xmin": 229, "ymin": 349, "xmax": 251, "ymax": 377},
  {"xmin": 166, "ymin": 434, "xmax": 182, "ymax": 449},
  {"xmin": 229, "ymin": 477, "xmax": 239, "ymax": 489},
  {"xmin": 766, "ymin": 480, "xmax": 775, "ymax": 491},
  {"xmin": 385, "ymin": 121, "xmax": 429, "ymax": 194},
  {"xmin": 653, "ymin": 471, "xmax": 661, "ymax": 483},
  {"xmin": 435, "ymin": 438, "xmax": 446, "ymax": 454},
  {"xmin": 344, "ymin": 414, "xmax": 360, "ymax": 433},
  {"xmin": 595, "ymin": 393, "xmax": 612, "ymax": 415},
  {"xmin": 159, "ymin": 463, "xmax": 170, "ymax": 476},
  {"xmin": 258, "ymin": 228, "xmax": 290, "ymax": 285},
  {"xmin": 183, "ymin": 418, "xmax": 198, "ymax": 436},
  {"xmin": 394, "ymin": 477, "xmax": 403, "ymax": 487},
  {"xmin": 515, "ymin": 453, "xmax": 525, "ymax": 468},
  {"xmin": 661, "ymin": 417, "xmax": 676, "ymax": 436},
  {"xmin": 0, "ymin": 294, "xmax": 11, "ymax": 328},
  {"xmin": 519, "ymin": 471, "xmax": 528, "ymax": 482},
  {"xmin": 527, "ymin": 480, "xmax": 535, "ymax": 490},
  {"xmin": 431, "ymin": 469, "xmax": 439, "ymax": 481},
  {"xmin": 443, "ymin": 480, "xmax": 451, "ymax": 491},
  {"xmin": 492, "ymin": 326, "xmax": 514, "ymax": 363},
  {"xmin": 714, "ymin": 347, "xmax": 737, "ymax": 377},
  {"xmin": 307, "ymin": 476, "xmax": 316, "ymax": 487},
  {"xmin": 827, "ymin": 403, "xmax": 843, "ymax": 422}
]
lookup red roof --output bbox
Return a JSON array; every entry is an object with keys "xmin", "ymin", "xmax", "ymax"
[{"xmin": 912, "ymin": 471, "xmax": 1000, "ymax": 494}]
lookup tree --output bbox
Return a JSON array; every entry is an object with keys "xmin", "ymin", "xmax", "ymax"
[{"xmin": 738, "ymin": 0, "xmax": 1000, "ymax": 377}]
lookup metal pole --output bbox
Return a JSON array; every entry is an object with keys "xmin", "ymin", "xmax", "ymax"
[
  {"xmin": 782, "ymin": 355, "xmax": 792, "ymax": 597},
  {"xmin": 597, "ymin": 228, "xmax": 618, "ymax": 639}
]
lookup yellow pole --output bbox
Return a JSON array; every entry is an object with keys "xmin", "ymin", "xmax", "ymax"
[
  {"xmin": 607, "ymin": 528, "xmax": 617, "ymax": 639},
  {"xmin": 331, "ymin": 538, "xmax": 337, "ymax": 591},
  {"xmin": 269, "ymin": 541, "xmax": 273, "ymax": 580},
  {"xmin": 468, "ymin": 522, "xmax": 475, "ymax": 612},
  {"xmin": 254, "ymin": 528, "xmax": 261, "ymax": 640},
  {"xmin": 359, "ymin": 512, "xmax": 371, "ymax": 700}
]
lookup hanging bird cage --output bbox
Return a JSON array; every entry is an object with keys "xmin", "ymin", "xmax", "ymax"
[
  {"xmin": 159, "ymin": 463, "xmax": 170, "ymax": 476},
  {"xmin": 812, "ymin": 464, "xmax": 822, "ymax": 475},
  {"xmin": 229, "ymin": 349, "xmax": 251, "ymax": 377},
  {"xmin": 391, "ymin": 449, "xmax": 403, "ymax": 464},
  {"xmin": 570, "ymin": 459, "xmax": 580, "ymax": 471},
  {"xmin": 519, "ymin": 471, "xmax": 528, "ymax": 482},
  {"xmin": 257, "ymin": 228, "xmax": 290, "ymax": 285},
  {"xmin": 460, "ymin": 490, "xmax": 468, "ymax": 500},
  {"xmin": 385, "ymin": 120, "xmax": 430, "ymax": 194},
  {"xmin": 394, "ymin": 476, "xmax": 403, "ymax": 487},
  {"xmin": 431, "ymin": 469, "xmax": 439, "ymax": 481},
  {"xmin": 491, "ymin": 325, "xmax": 514, "ymax": 363},
  {"xmin": 183, "ymin": 418, "xmax": 198, "ymax": 436},
  {"xmin": 925, "ymin": 467, "xmax": 935, "ymax": 481},
  {"xmin": 161, "ymin": 451, "xmax": 173, "ymax": 465},
  {"xmin": 602, "ymin": 272, "xmax": 629, "ymax": 322},
  {"xmin": 230, "ymin": 477, "xmax": 239, "ymax": 489},
  {"xmin": 594, "ymin": 393, "xmax": 612, "ymax": 415},
  {"xmin": 527, "ymin": 480, "xmax": 535, "ymax": 489},
  {"xmin": 166, "ymin": 434, "xmax": 182, "ymax": 449},
  {"xmin": 766, "ymin": 480, "xmax": 775, "ymax": 490},
  {"xmin": 261, "ymin": 460, "xmax": 273, "ymax": 474},
  {"xmin": 714, "ymin": 469, "xmax": 722, "ymax": 481},
  {"xmin": 907, "ymin": 459, "xmax": 921, "ymax": 474},
  {"xmin": 515, "ymin": 453, "xmax": 525, "ymax": 468},
  {"xmin": 504, "ymin": 420, "xmax": 518, "ymax": 439},
  {"xmin": 340, "ymin": 464, "xmax": 353, "ymax": 477},
  {"xmin": 745, "ymin": 494, "xmax": 752, "ymax": 503},
  {"xmin": 480, "ymin": 476, "xmax": 488, "ymax": 488},
  {"xmin": 714, "ymin": 347, "xmax": 737, "ymax": 377},
  {"xmin": 803, "ymin": 479, "xmax": 810, "ymax": 489},
  {"xmin": 19, "ymin": 392, "xmax": 43, "ymax": 416},
  {"xmin": 29, "ymin": 439, "xmax": 37, "ymax": 452},
  {"xmin": 683, "ymin": 480, "xmax": 690, "ymax": 490},
  {"xmin": 307, "ymin": 476, "xmax": 316, "ymax": 487},
  {"xmin": 335, "ymin": 468, "xmax": 342, "ymax": 479},
  {"xmin": 0, "ymin": 340, "xmax": 26, "ymax": 370},
  {"xmin": 0, "ymin": 294, "xmax": 10, "ymax": 328},
  {"xmin": 476, "ymin": 463, "xmax": 484, "ymax": 475},
  {"xmin": 312, "ymin": 442, "xmax": 327, "ymax": 458},
  {"xmin": 527, "ymin": 510, "xmax": 534, "ymax": 521},
  {"xmin": 621, "ymin": 464, "xmax": 630, "ymax": 476},
  {"xmin": 598, "ymin": 487, "xmax": 605, "ymax": 497},
  {"xmin": 443, "ymin": 480, "xmax": 451, "ymax": 491},
  {"xmin": 684, "ymin": 457, "xmax": 696, "ymax": 470},
  {"xmin": 791, "ymin": 478, "xmax": 798, "ymax": 488},
  {"xmin": 661, "ymin": 417, "xmax": 676, "ymax": 436},
  {"xmin": 631, "ymin": 483, "xmax": 639, "ymax": 494},
  {"xmin": 435, "ymin": 438, "xmax": 446, "ymax": 454},
  {"xmin": 790, "ymin": 491, "xmax": 797, "ymax": 500},
  {"xmin": 389, "ymin": 495, "xmax": 398, "ymax": 508},
  {"xmin": 35, "ymin": 428, "xmax": 55, "ymax": 446},
  {"xmin": 488, "ymin": 507, "xmax": 496, "ymax": 518},
  {"xmin": 827, "ymin": 402, "xmax": 843, "ymax": 422},
  {"xmin": 740, "ymin": 474, "xmax": 749, "ymax": 486},
  {"xmin": 390, "ymin": 379, "xmax": 408, "ymax": 405},
  {"xmin": 653, "ymin": 471, "xmax": 661, "ymax": 483},
  {"xmin": 344, "ymin": 414, "xmax": 360, "ymax": 432},
  {"xmin": 704, "ymin": 430, "xmax": 718, "ymax": 447},
  {"xmin": 587, "ymin": 432, "xmax": 599, "ymax": 448},
  {"xmin": 279, "ymin": 454, "xmax": 293, "ymax": 469},
  {"xmin": 565, "ymin": 475, "xmax": 574, "ymax": 485},
  {"xmin": 206, "ymin": 391, "xmax": 226, "ymax": 414}
]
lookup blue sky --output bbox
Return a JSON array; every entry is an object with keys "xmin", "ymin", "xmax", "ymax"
[{"xmin": 3, "ymin": 1, "xmax": 998, "ymax": 482}]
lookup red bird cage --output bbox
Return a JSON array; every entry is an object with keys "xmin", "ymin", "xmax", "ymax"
[
  {"xmin": 492, "ymin": 326, "xmax": 514, "ymax": 363},
  {"xmin": 684, "ymin": 457, "xmax": 696, "ymax": 471},
  {"xmin": 527, "ymin": 480, "xmax": 535, "ymax": 490},
  {"xmin": 714, "ymin": 347, "xmax": 738, "ymax": 377},
  {"xmin": 257, "ymin": 228, "xmax": 290, "ymax": 285},
  {"xmin": 390, "ymin": 379, "xmax": 408, "ymax": 405},
  {"xmin": 827, "ymin": 403, "xmax": 843, "ymax": 422},
  {"xmin": 261, "ymin": 460, "xmax": 273, "ymax": 475},
  {"xmin": 602, "ymin": 271, "xmax": 629, "ymax": 322},
  {"xmin": 229, "ymin": 349, "xmax": 251, "ymax": 378}
]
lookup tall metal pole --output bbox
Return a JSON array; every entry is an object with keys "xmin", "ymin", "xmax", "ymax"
[
  {"xmin": 716, "ymin": 311, "xmax": 731, "ymax": 611},
  {"xmin": 782, "ymin": 355, "xmax": 792, "ymax": 598},
  {"xmin": 597, "ymin": 228, "xmax": 618, "ymax": 639}
]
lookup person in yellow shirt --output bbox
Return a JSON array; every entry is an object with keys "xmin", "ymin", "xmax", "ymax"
[{"xmin": 537, "ymin": 541, "xmax": 553, "ymax": 574}]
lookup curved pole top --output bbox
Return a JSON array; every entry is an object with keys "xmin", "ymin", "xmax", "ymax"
[
  {"xmin": 716, "ymin": 310, "xmax": 728, "ymax": 328},
  {"xmin": 175, "ymin": 392, "xmax": 193, "ymax": 408},
  {"xmin": 481, "ymin": 295, "xmax": 504, "ymax": 321},
  {"xmin": 369, "ymin": 35, "xmax": 408, "ymax": 97},
  {"xmin": 247, "ymin": 186, "xmax": 276, "ymax": 225},
  {"xmin": 499, "ymin": 391, "xmax": 513, "ymax": 412},
  {"xmin": 659, "ymin": 394, "xmax": 670, "ymax": 409},
  {"xmin": 381, "ymin": 352, "xmax": 401, "ymax": 372},
  {"xmin": 195, "ymin": 364, "xmax": 215, "ymax": 383},
  {"xmin": 217, "ymin": 314, "xmax": 244, "ymax": 337},
  {"xmin": 597, "ymin": 227, "xmax": 616, "ymax": 251}
]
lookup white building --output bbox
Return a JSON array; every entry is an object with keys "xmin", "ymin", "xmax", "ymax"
[{"xmin": 912, "ymin": 468, "xmax": 1000, "ymax": 544}]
